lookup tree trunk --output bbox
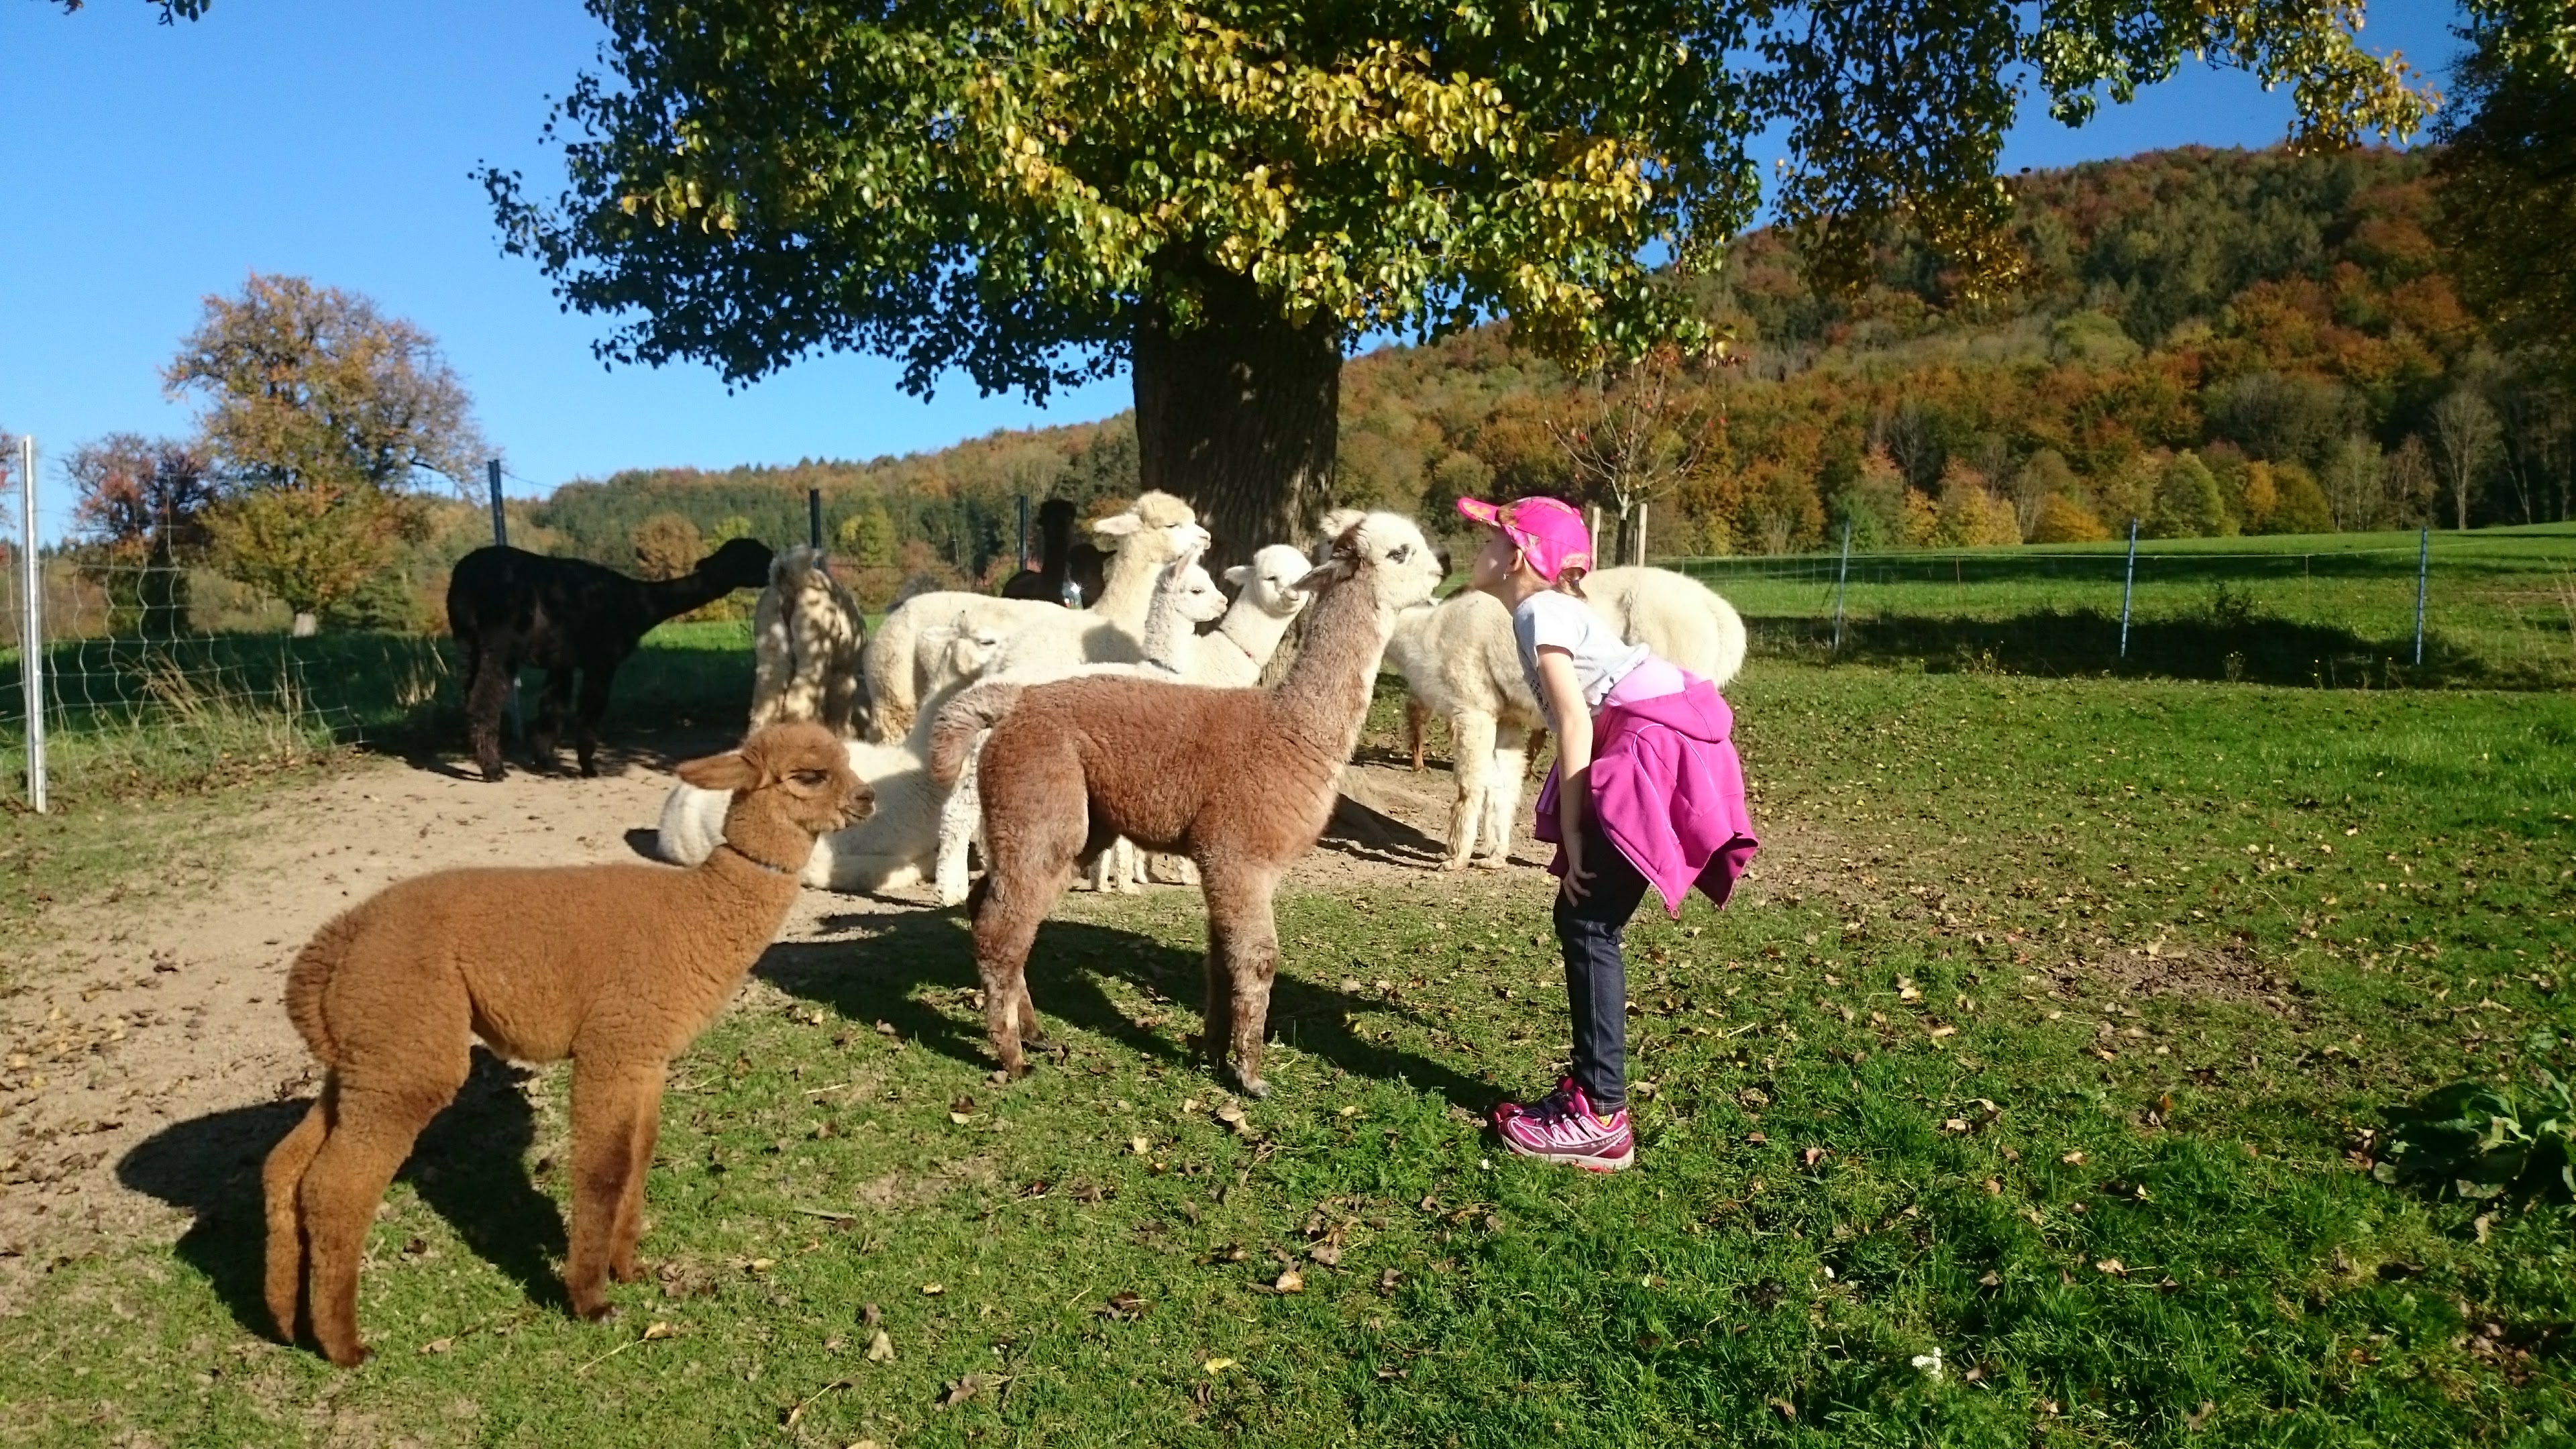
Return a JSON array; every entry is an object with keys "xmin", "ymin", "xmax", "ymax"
[{"xmin": 1132, "ymin": 258, "xmax": 1342, "ymax": 572}]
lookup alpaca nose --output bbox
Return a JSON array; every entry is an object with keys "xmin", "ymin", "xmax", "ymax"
[{"xmin": 841, "ymin": 784, "xmax": 877, "ymax": 825}]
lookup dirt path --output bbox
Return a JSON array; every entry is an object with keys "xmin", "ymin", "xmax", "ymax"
[{"xmin": 0, "ymin": 737, "xmax": 1558, "ymax": 1301}]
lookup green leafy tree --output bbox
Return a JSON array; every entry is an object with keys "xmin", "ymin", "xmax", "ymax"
[
  {"xmin": 837, "ymin": 500, "xmax": 899, "ymax": 569},
  {"xmin": 166, "ymin": 274, "xmax": 486, "ymax": 633},
  {"xmin": 2434, "ymin": 4, "xmax": 2576, "ymax": 386},
  {"xmin": 2147, "ymin": 451, "xmax": 2230, "ymax": 539},
  {"xmin": 482, "ymin": 0, "xmax": 2425, "ymax": 565}
]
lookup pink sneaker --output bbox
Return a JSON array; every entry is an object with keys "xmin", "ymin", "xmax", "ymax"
[{"xmin": 1494, "ymin": 1078, "xmax": 1635, "ymax": 1171}]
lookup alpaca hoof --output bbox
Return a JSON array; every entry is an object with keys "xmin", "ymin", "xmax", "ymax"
[
  {"xmin": 323, "ymin": 1341, "xmax": 374, "ymax": 1369},
  {"xmin": 479, "ymin": 764, "xmax": 506, "ymax": 784},
  {"xmin": 578, "ymin": 760, "xmax": 601, "ymax": 779},
  {"xmin": 610, "ymin": 1257, "xmax": 647, "ymax": 1284},
  {"xmin": 1437, "ymin": 858, "xmax": 1470, "ymax": 873},
  {"xmin": 575, "ymin": 1299, "xmax": 619, "ymax": 1324},
  {"xmin": 1472, "ymin": 855, "xmax": 1505, "ymax": 871},
  {"xmin": 1234, "ymin": 1073, "xmax": 1272, "ymax": 1100}
]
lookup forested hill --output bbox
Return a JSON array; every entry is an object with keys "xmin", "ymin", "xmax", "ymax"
[{"xmin": 511, "ymin": 144, "xmax": 2570, "ymax": 603}]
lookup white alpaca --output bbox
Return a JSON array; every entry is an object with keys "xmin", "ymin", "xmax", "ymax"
[
  {"xmin": 933, "ymin": 552, "xmax": 1233, "ymax": 904},
  {"xmin": 1195, "ymin": 544, "xmax": 1317, "ymax": 686},
  {"xmin": 659, "ymin": 616, "xmax": 1004, "ymax": 893},
  {"xmin": 1383, "ymin": 564, "xmax": 1747, "ymax": 869},
  {"xmin": 748, "ymin": 546, "xmax": 865, "ymax": 736},
  {"xmin": 857, "ymin": 492, "xmax": 1208, "ymax": 742}
]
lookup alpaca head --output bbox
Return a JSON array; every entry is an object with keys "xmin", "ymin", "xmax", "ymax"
[
  {"xmin": 767, "ymin": 545, "xmax": 841, "ymax": 600},
  {"xmin": 700, "ymin": 537, "xmax": 777, "ymax": 592},
  {"xmin": 677, "ymin": 721, "xmax": 873, "ymax": 837},
  {"xmin": 1297, "ymin": 512, "xmax": 1444, "ymax": 618},
  {"xmin": 1092, "ymin": 491, "xmax": 1212, "ymax": 563},
  {"xmin": 1155, "ymin": 549, "xmax": 1230, "ymax": 627},
  {"xmin": 1223, "ymin": 543, "xmax": 1320, "ymax": 621},
  {"xmin": 922, "ymin": 614, "xmax": 1009, "ymax": 692}
]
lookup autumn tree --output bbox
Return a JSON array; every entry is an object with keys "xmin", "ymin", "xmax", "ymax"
[
  {"xmin": 2429, "ymin": 388, "xmax": 2502, "ymax": 530},
  {"xmin": 482, "ymin": 0, "xmax": 2425, "ymax": 568},
  {"xmin": 1551, "ymin": 344, "xmax": 1727, "ymax": 565},
  {"xmin": 631, "ymin": 512, "xmax": 705, "ymax": 580},
  {"xmin": 2434, "ymin": 3, "xmax": 2576, "ymax": 386},
  {"xmin": 164, "ymin": 274, "xmax": 487, "ymax": 633},
  {"xmin": 66, "ymin": 434, "xmax": 215, "ymax": 638}
]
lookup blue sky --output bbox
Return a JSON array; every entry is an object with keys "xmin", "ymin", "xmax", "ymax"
[{"xmin": 1, "ymin": 0, "xmax": 2467, "ymax": 537}]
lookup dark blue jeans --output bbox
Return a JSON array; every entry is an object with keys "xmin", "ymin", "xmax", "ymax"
[{"xmin": 1552, "ymin": 812, "xmax": 1651, "ymax": 1112}]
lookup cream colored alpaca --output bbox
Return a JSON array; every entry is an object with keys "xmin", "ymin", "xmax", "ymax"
[
  {"xmin": 749, "ymin": 546, "xmax": 865, "ymax": 735},
  {"xmin": 857, "ymin": 492, "xmax": 1208, "ymax": 741}
]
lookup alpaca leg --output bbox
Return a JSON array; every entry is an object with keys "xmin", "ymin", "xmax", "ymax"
[
  {"xmin": 572, "ymin": 663, "xmax": 618, "ymax": 777},
  {"xmin": 261, "ymin": 1093, "xmax": 331, "ymax": 1344},
  {"xmin": 298, "ymin": 1070, "xmax": 462, "ymax": 1366},
  {"xmin": 1482, "ymin": 724, "xmax": 1530, "ymax": 867},
  {"xmin": 1202, "ymin": 866, "xmax": 1284, "ymax": 1097},
  {"xmin": 969, "ymin": 758, "xmax": 1085, "ymax": 1080},
  {"xmin": 462, "ymin": 640, "xmax": 512, "ymax": 782},
  {"xmin": 607, "ymin": 1103, "xmax": 661, "ymax": 1283},
  {"xmin": 1199, "ymin": 942, "xmax": 1234, "ymax": 1076},
  {"xmin": 1405, "ymin": 696, "xmax": 1432, "ymax": 772},
  {"xmin": 566, "ymin": 1064, "xmax": 663, "ymax": 1317},
  {"xmin": 529, "ymin": 668, "xmax": 573, "ymax": 771},
  {"xmin": 1442, "ymin": 711, "xmax": 1498, "ymax": 871},
  {"xmin": 1116, "ymin": 839, "xmax": 1143, "ymax": 894},
  {"xmin": 934, "ymin": 745, "xmax": 982, "ymax": 907}
]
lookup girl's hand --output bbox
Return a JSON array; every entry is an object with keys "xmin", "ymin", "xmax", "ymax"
[{"xmin": 1559, "ymin": 834, "xmax": 1594, "ymax": 904}]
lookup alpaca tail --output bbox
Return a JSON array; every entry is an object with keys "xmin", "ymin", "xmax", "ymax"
[
  {"xmin": 282, "ymin": 913, "xmax": 359, "ymax": 1071},
  {"xmin": 928, "ymin": 680, "xmax": 1025, "ymax": 787}
]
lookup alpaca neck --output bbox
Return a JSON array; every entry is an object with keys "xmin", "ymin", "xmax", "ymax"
[
  {"xmin": 1269, "ymin": 568, "xmax": 1388, "ymax": 762},
  {"xmin": 1213, "ymin": 601, "xmax": 1297, "ymax": 671},
  {"xmin": 1038, "ymin": 515, "xmax": 1073, "ymax": 580},
  {"xmin": 1139, "ymin": 587, "xmax": 1197, "ymax": 667},
  {"xmin": 1091, "ymin": 542, "xmax": 1167, "ymax": 629},
  {"xmin": 641, "ymin": 569, "xmax": 736, "ymax": 625}
]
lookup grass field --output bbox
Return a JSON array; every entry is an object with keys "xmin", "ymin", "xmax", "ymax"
[
  {"xmin": 1, "ymin": 653, "xmax": 2569, "ymax": 1446},
  {"xmin": 1670, "ymin": 523, "xmax": 2576, "ymax": 689}
]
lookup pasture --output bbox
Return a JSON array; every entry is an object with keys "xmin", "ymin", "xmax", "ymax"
[{"xmin": 0, "ymin": 626, "xmax": 2569, "ymax": 1446}]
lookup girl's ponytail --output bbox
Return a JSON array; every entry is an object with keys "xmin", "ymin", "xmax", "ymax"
[{"xmin": 1556, "ymin": 564, "xmax": 1591, "ymax": 599}]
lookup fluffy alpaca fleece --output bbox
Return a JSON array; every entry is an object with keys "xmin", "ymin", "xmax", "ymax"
[
  {"xmin": 263, "ymin": 724, "xmax": 867, "ymax": 1366},
  {"xmin": 927, "ymin": 512, "xmax": 1444, "ymax": 1095},
  {"xmin": 748, "ymin": 546, "xmax": 866, "ymax": 736},
  {"xmin": 660, "ymin": 617, "xmax": 1003, "ymax": 893},
  {"xmin": 859, "ymin": 492, "xmax": 1207, "ymax": 741},
  {"xmin": 933, "ymin": 552, "xmax": 1231, "ymax": 904},
  {"xmin": 1383, "ymin": 565, "xmax": 1746, "ymax": 869},
  {"xmin": 1196, "ymin": 544, "xmax": 1317, "ymax": 686}
]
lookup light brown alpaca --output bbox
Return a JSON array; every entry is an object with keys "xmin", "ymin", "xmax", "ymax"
[
  {"xmin": 261, "ymin": 723, "xmax": 868, "ymax": 1366},
  {"xmin": 928, "ymin": 513, "xmax": 1444, "ymax": 1096}
]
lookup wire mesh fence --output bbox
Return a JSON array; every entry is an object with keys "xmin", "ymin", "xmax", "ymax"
[{"xmin": 1662, "ymin": 524, "xmax": 2576, "ymax": 689}]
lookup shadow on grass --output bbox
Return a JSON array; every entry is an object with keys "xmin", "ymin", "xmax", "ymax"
[
  {"xmin": 116, "ymin": 1047, "xmax": 568, "ymax": 1344},
  {"xmin": 1750, "ymin": 606, "xmax": 2520, "ymax": 688},
  {"xmin": 757, "ymin": 906, "xmax": 1491, "ymax": 1110}
]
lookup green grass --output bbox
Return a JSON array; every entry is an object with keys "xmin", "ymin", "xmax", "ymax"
[
  {"xmin": 1670, "ymin": 523, "xmax": 2576, "ymax": 688},
  {"xmin": 3, "ymin": 660, "xmax": 2570, "ymax": 1446}
]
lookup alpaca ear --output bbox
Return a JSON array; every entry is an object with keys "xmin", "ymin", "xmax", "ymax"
[
  {"xmin": 676, "ymin": 750, "xmax": 760, "ymax": 793},
  {"xmin": 1291, "ymin": 557, "xmax": 1354, "ymax": 594},
  {"xmin": 1092, "ymin": 513, "xmax": 1142, "ymax": 539},
  {"xmin": 1222, "ymin": 564, "xmax": 1251, "ymax": 587},
  {"xmin": 1317, "ymin": 508, "xmax": 1365, "ymax": 539}
]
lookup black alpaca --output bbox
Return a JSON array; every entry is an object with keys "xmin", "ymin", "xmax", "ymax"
[
  {"xmin": 999, "ymin": 498, "xmax": 1109, "ymax": 606},
  {"xmin": 445, "ymin": 539, "xmax": 773, "ymax": 781}
]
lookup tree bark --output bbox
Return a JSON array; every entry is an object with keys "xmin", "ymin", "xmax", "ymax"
[{"xmin": 1132, "ymin": 258, "xmax": 1342, "ymax": 572}]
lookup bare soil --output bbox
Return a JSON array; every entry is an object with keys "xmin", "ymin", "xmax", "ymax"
[{"xmin": 0, "ymin": 739, "xmax": 1549, "ymax": 1301}]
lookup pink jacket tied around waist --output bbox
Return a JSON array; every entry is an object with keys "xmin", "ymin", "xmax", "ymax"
[{"xmin": 1533, "ymin": 676, "xmax": 1759, "ymax": 918}]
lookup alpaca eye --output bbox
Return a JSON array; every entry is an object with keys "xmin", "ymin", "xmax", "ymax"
[
  {"xmin": 792, "ymin": 770, "xmax": 829, "ymax": 788},
  {"xmin": 1389, "ymin": 545, "xmax": 1413, "ymax": 563}
]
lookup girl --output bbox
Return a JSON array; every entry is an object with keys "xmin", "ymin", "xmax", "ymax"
[{"xmin": 1458, "ymin": 496, "xmax": 1758, "ymax": 1171}]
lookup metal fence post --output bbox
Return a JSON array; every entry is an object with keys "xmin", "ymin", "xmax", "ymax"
[
  {"xmin": 2412, "ymin": 526, "xmax": 2430, "ymax": 667},
  {"xmin": 486, "ymin": 459, "xmax": 521, "ymax": 740},
  {"xmin": 809, "ymin": 488, "xmax": 824, "ymax": 551},
  {"xmin": 17, "ymin": 435, "xmax": 47, "ymax": 814},
  {"xmin": 1831, "ymin": 519, "xmax": 1851, "ymax": 653},
  {"xmin": 2118, "ymin": 517, "xmax": 2139, "ymax": 659}
]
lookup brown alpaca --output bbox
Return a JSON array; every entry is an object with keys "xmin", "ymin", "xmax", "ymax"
[
  {"xmin": 928, "ymin": 513, "xmax": 1444, "ymax": 1096},
  {"xmin": 261, "ymin": 722, "xmax": 868, "ymax": 1366}
]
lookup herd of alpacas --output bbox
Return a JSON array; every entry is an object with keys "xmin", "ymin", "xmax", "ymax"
[{"xmin": 268, "ymin": 500, "xmax": 1743, "ymax": 1365}]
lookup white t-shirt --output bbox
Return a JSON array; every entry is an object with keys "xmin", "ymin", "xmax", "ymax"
[{"xmin": 1513, "ymin": 590, "xmax": 1650, "ymax": 727}]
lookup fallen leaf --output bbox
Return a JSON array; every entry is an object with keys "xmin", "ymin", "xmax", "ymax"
[
  {"xmin": 418, "ymin": 1337, "xmax": 453, "ymax": 1355},
  {"xmin": 1182, "ymin": 1097, "xmax": 1202, "ymax": 1114},
  {"xmin": 2060, "ymin": 1150, "xmax": 2086, "ymax": 1165},
  {"xmin": 1746, "ymin": 1132, "xmax": 1768, "ymax": 1145},
  {"xmin": 1309, "ymin": 1243, "xmax": 1343, "ymax": 1267},
  {"xmin": 1130, "ymin": 1136, "xmax": 1152, "ymax": 1156},
  {"xmin": 861, "ymin": 1303, "xmax": 883, "ymax": 1327},
  {"xmin": 1943, "ymin": 1118, "xmax": 1969, "ymax": 1132},
  {"xmin": 1214, "ymin": 1103, "xmax": 1248, "ymax": 1131},
  {"xmin": 935, "ymin": 1374, "xmax": 981, "ymax": 1410},
  {"xmin": 1801, "ymin": 1146, "xmax": 1827, "ymax": 1168},
  {"xmin": 749, "ymin": 1258, "xmax": 776, "ymax": 1273},
  {"xmin": 1982, "ymin": 1177, "xmax": 2001, "ymax": 1194},
  {"xmin": 865, "ymin": 1330, "xmax": 894, "ymax": 1363},
  {"xmin": 1768, "ymin": 1397, "xmax": 1797, "ymax": 1421},
  {"xmin": 1978, "ymin": 1271, "xmax": 2000, "ymax": 1287},
  {"xmin": 783, "ymin": 1379, "xmax": 853, "ymax": 1429},
  {"xmin": 949, "ymin": 1112, "xmax": 974, "ymax": 1126},
  {"xmin": 1101, "ymin": 1291, "xmax": 1146, "ymax": 1321},
  {"xmin": 1336, "ymin": 1105, "xmax": 1360, "ymax": 1118},
  {"xmin": 920, "ymin": 1283, "xmax": 945, "ymax": 1296},
  {"xmin": 641, "ymin": 1321, "xmax": 679, "ymax": 1341},
  {"xmin": 1271, "ymin": 1268, "xmax": 1305, "ymax": 1293},
  {"xmin": 1378, "ymin": 1269, "xmax": 1403, "ymax": 1292},
  {"xmin": 2473, "ymin": 1212, "xmax": 2496, "ymax": 1244},
  {"xmin": 2095, "ymin": 1258, "xmax": 2128, "ymax": 1277},
  {"xmin": 2186, "ymin": 1400, "xmax": 2216, "ymax": 1432},
  {"xmin": 1929, "ymin": 1024, "xmax": 1957, "ymax": 1039},
  {"xmin": 1203, "ymin": 1357, "xmax": 1238, "ymax": 1375}
]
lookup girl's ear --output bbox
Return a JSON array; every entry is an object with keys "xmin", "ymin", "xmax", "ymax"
[{"xmin": 676, "ymin": 750, "xmax": 759, "ymax": 793}]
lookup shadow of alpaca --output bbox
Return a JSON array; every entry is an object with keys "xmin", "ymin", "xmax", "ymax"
[
  {"xmin": 758, "ymin": 908, "xmax": 1495, "ymax": 1111},
  {"xmin": 116, "ymin": 1048, "xmax": 570, "ymax": 1342}
]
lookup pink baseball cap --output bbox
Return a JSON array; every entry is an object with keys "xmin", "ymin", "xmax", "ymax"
[{"xmin": 1456, "ymin": 496, "xmax": 1593, "ymax": 582}]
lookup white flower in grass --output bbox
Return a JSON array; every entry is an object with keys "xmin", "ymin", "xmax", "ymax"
[{"xmin": 1911, "ymin": 1347, "xmax": 1945, "ymax": 1382}]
